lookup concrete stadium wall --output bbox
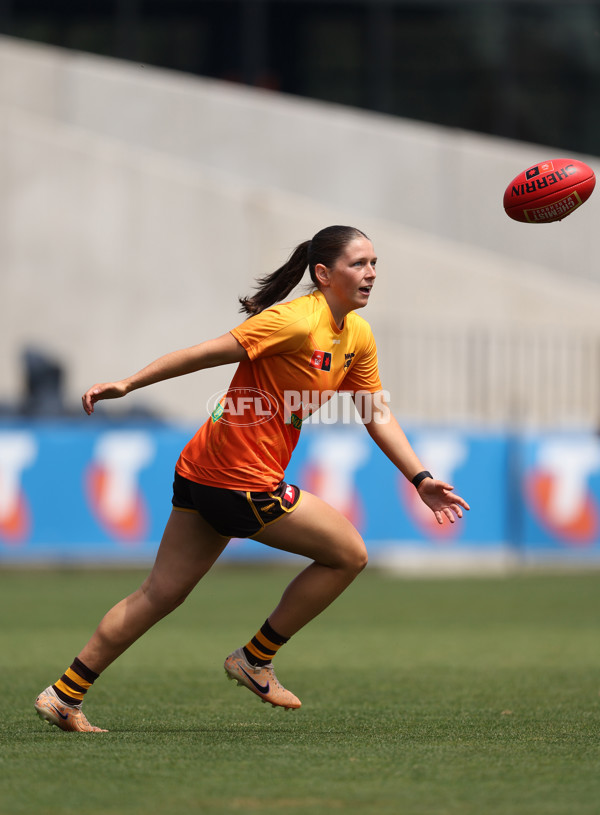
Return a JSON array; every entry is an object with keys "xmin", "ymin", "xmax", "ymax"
[{"xmin": 2, "ymin": 36, "xmax": 600, "ymax": 423}]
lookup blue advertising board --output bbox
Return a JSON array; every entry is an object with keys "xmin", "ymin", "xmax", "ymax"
[
  {"xmin": 285, "ymin": 426, "xmax": 510, "ymax": 553},
  {"xmin": 0, "ymin": 422, "xmax": 599, "ymax": 565},
  {"xmin": 517, "ymin": 432, "xmax": 600, "ymax": 562}
]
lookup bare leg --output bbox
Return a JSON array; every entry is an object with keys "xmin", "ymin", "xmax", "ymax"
[
  {"xmin": 251, "ymin": 491, "xmax": 368, "ymax": 638},
  {"xmin": 78, "ymin": 510, "xmax": 229, "ymax": 674}
]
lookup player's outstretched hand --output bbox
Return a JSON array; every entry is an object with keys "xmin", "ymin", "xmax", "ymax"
[
  {"xmin": 417, "ymin": 479, "xmax": 470, "ymax": 525},
  {"xmin": 82, "ymin": 381, "xmax": 129, "ymax": 415}
]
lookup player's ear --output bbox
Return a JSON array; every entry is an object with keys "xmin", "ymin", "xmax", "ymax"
[{"xmin": 314, "ymin": 263, "xmax": 330, "ymax": 287}]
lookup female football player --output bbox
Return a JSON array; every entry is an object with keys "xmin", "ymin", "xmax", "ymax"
[{"xmin": 35, "ymin": 225, "xmax": 469, "ymax": 731}]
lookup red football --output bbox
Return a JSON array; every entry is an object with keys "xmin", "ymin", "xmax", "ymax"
[{"xmin": 503, "ymin": 158, "xmax": 596, "ymax": 223}]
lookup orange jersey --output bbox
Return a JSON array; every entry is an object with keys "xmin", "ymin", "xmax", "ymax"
[{"xmin": 176, "ymin": 290, "xmax": 382, "ymax": 490}]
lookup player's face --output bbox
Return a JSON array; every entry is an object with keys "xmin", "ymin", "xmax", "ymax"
[{"xmin": 319, "ymin": 236, "xmax": 377, "ymax": 318}]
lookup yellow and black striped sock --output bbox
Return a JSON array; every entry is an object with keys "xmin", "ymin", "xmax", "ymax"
[
  {"xmin": 243, "ymin": 619, "xmax": 290, "ymax": 666},
  {"xmin": 53, "ymin": 657, "xmax": 99, "ymax": 706}
]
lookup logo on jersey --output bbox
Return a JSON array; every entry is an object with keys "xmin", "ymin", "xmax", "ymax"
[
  {"xmin": 344, "ymin": 352, "xmax": 355, "ymax": 370},
  {"xmin": 289, "ymin": 413, "xmax": 303, "ymax": 430},
  {"xmin": 309, "ymin": 351, "xmax": 332, "ymax": 371}
]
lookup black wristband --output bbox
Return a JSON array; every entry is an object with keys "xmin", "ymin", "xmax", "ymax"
[{"xmin": 411, "ymin": 470, "xmax": 433, "ymax": 489}]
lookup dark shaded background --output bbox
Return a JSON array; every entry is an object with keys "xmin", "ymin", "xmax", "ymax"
[{"xmin": 1, "ymin": 0, "xmax": 599, "ymax": 155}]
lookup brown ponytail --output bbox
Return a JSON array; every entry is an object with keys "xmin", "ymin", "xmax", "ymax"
[
  {"xmin": 239, "ymin": 225, "xmax": 368, "ymax": 316},
  {"xmin": 239, "ymin": 241, "xmax": 311, "ymax": 316}
]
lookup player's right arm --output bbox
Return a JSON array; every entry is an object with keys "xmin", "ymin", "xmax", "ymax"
[{"xmin": 82, "ymin": 332, "xmax": 247, "ymax": 415}]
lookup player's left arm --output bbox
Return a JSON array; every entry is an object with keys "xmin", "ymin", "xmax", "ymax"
[{"xmin": 353, "ymin": 390, "xmax": 470, "ymax": 525}]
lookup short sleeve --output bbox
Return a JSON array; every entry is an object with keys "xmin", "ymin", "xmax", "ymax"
[
  {"xmin": 339, "ymin": 325, "xmax": 382, "ymax": 394},
  {"xmin": 231, "ymin": 303, "xmax": 310, "ymax": 360}
]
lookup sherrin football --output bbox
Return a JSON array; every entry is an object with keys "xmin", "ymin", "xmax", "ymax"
[{"xmin": 503, "ymin": 158, "xmax": 595, "ymax": 223}]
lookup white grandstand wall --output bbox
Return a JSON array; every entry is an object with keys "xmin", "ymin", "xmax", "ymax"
[{"xmin": 1, "ymin": 35, "xmax": 600, "ymax": 425}]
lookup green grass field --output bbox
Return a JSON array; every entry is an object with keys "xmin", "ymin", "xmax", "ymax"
[{"xmin": 1, "ymin": 566, "xmax": 599, "ymax": 815}]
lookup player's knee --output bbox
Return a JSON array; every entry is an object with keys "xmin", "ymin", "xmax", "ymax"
[
  {"xmin": 142, "ymin": 579, "xmax": 192, "ymax": 616},
  {"xmin": 339, "ymin": 538, "xmax": 368, "ymax": 576},
  {"xmin": 351, "ymin": 544, "xmax": 369, "ymax": 574}
]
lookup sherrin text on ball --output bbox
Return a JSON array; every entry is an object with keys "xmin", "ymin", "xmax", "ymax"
[{"xmin": 503, "ymin": 158, "xmax": 595, "ymax": 223}]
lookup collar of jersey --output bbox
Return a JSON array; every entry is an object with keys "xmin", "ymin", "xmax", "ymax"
[{"xmin": 312, "ymin": 290, "xmax": 346, "ymax": 335}]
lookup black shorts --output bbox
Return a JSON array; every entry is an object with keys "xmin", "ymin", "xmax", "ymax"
[{"xmin": 171, "ymin": 471, "xmax": 302, "ymax": 538}]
